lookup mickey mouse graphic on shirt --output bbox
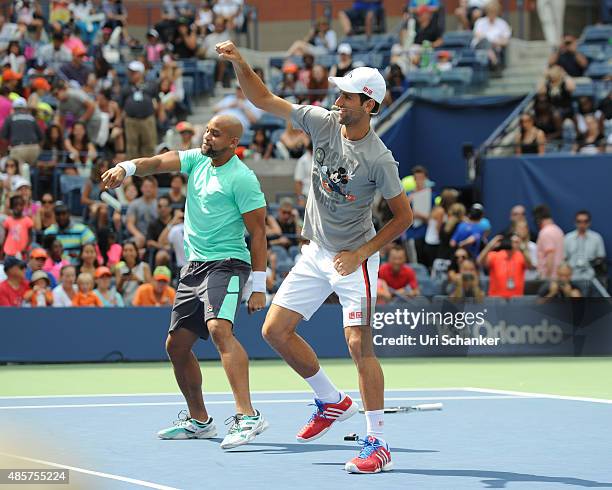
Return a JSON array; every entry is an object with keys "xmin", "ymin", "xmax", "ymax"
[{"xmin": 314, "ymin": 147, "xmax": 357, "ymax": 202}]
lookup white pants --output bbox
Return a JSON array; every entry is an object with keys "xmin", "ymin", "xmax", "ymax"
[
  {"xmin": 537, "ymin": 0, "xmax": 566, "ymax": 47},
  {"xmin": 273, "ymin": 241, "xmax": 379, "ymax": 327}
]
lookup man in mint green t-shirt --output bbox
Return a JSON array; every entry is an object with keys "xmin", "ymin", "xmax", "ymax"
[{"xmin": 102, "ymin": 114, "xmax": 269, "ymax": 450}]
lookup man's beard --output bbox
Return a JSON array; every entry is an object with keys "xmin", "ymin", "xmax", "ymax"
[{"xmin": 201, "ymin": 145, "xmax": 226, "ymax": 158}]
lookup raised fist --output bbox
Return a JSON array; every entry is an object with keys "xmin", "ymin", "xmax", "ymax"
[{"xmin": 215, "ymin": 40, "xmax": 243, "ymax": 63}]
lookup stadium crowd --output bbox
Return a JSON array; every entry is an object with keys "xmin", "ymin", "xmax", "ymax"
[{"xmin": 0, "ymin": 1, "xmax": 609, "ymax": 308}]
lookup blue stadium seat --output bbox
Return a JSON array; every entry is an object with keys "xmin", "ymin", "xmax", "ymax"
[
  {"xmin": 316, "ymin": 54, "xmax": 337, "ymax": 69},
  {"xmin": 573, "ymin": 82, "xmax": 596, "ymax": 98},
  {"xmin": 270, "ymin": 128, "xmax": 284, "ymax": 144},
  {"xmin": 352, "ymin": 52, "xmax": 384, "ymax": 69},
  {"xmin": 288, "ymin": 245, "xmax": 300, "ymax": 261},
  {"xmin": 419, "ymin": 277, "xmax": 442, "ymax": 297},
  {"xmin": 442, "ymin": 31, "xmax": 473, "ymax": 49},
  {"xmin": 577, "ymin": 43, "xmax": 605, "ymax": 61},
  {"xmin": 254, "ymin": 113, "xmax": 286, "ymax": 131},
  {"xmin": 509, "ymin": 296, "xmax": 539, "ymax": 306},
  {"xmin": 59, "ymin": 174, "xmax": 86, "ymax": 216},
  {"xmin": 239, "ymin": 129, "xmax": 254, "ymax": 146},
  {"xmin": 267, "ymin": 202, "xmax": 280, "ymax": 216},
  {"xmin": 418, "ymin": 86, "xmax": 454, "ymax": 98},
  {"xmin": 270, "ymin": 245, "xmax": 289, "ymax": 262},
  {"xmin": 582, "ymin": 25, "xmax": 612, "ymax": 45},
  {"xmin": 276, "ymin": 259, "xmax": 294, "ymax": 276},
  {"xmin": 406, "ymin": 69, "xmax": 439, "ymax": 87},
  {"xmin": 439, "ymin": 67, "xmax": 474, "ymax": 93},
  {"xmin": 585, "ymin": 62, "xmax": 612, "ymax": 79},
  {"xmin": 409, "ymin": 262, "xmax": 429, "ymax": 280}
]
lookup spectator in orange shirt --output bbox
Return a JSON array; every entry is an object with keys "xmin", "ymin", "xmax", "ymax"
[
  {"xmin": 24, "ymin": 270, "xmax": 54, "ymax": 307},
  {"xmin": 478, "ymin": 234, "xmax": 531, "ymax": 298},
  {"xmin": 2, "ymin": 195, "xmax": 33, "ymax": 258},
  {"xmin": 72, "ymin": 272, "xmax": 103, "ymax": 307},
  {"xmin": 132, "ymin": 265, "xmax": 176, "ymax": 307}
]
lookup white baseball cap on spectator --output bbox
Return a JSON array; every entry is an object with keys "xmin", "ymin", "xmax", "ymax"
[
  {"xmin": 329, "ymin": 66, "xmax": 386, "ymax": 104},
  {"xmin": 128, "ymin": 60, "xmax": 145, "ymax": 73},
  {"xmin": 11, "ymin": 176, "xmax": 30, "ymax": 191},
  {"xmin": 337, "ymin": 43, "xmax": 352, "ymax": 55},
  {"xmin": 12, "ymin": 97, "xmax": 27, "ymax": 109}
]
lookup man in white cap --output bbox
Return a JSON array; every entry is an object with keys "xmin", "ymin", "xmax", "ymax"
[
  {"xmin": 216, "ymin": 40, "xmax": 413, "ymax": 474},
  {"xmin": 120, "ymin": 60, "xmax": 165, "ymax": 159},
  {"xmin": 0, "ymin": 97, "xmax": 43, "ymax": 166}
]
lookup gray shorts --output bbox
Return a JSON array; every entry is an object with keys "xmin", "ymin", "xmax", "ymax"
[{"xmin": 169, "ymin": 259, "xmax": 251, "ymax": 340}]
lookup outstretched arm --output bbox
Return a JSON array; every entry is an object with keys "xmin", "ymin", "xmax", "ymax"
[
  {"xmin": 216, "ymin": 41, "xmax": 293, "ymax": 120},
  {"xmin": 101, "ymin": 151, "xmax": 182, "ymax": 189}
]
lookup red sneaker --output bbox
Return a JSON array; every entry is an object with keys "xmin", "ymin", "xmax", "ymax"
[
  {"xmin": 345, "ymin": 436, "xmax": 393, "ymax": 474},
  {"xmin": 296, "ymin": 394, "xmax": 358, "ymax": 442}
]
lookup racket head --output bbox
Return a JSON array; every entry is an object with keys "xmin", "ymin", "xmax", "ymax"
[{"xmin": 358, "ymin": 403, "xmax": 443, "ymax": 414}]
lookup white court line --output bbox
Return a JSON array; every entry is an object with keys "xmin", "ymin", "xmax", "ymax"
[
  {"xmin": 464, "ymin": 387, "xmax": 612, "ymax": 405},
  {"xmin": 0, "ymin": 395, "xmax": 537, "ymax": 411},
  {"xmin": 0, "ymin": 387, "xmax": 466, "ymax": 400},
  {"xmin": 0, "ymin": 452, "xmax": 179, "ymax": 490}
]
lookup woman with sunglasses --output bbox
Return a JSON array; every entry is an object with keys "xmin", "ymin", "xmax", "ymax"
[
  {"xmin": 34, "ymin": 192, "xmax": 57, "ymax": 232},
  {"xmin": 0, "ymin": 158, "xmax": 20, "ymax": 212},
  {"xmin": 446, "ymin": 247, "xmax": 471, "ymax": 293},
  {"xmin": 515, "ymin": 112, "xmax": 546, "ymax": 155}
]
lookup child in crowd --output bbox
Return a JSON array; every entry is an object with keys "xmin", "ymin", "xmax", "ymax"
[
  {"xmin": 24, "ymin": 270, "xmax": 53, "ymax": 307},
  {"xmin": 2, "ymin": 195, "xmax": 33, "ymax": 259},
  {"xmin": 72, "ymin": 272, "xmax": 103, "ymax": 307},
  {"xmin": 94, "ymin": 266, "xmax": 124, "ymax": 307}
]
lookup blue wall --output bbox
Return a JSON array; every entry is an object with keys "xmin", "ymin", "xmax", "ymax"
[
  {"xmin": 381, "ymin": 96, "xmax": 523, "ymax": 187},
  {"xmin": 482, "ymin": 154, "xmax": 612, "ymax": 275},
  {"xmin": 2, "ymin": 300, "xmax": 611, "ymax": 363}
]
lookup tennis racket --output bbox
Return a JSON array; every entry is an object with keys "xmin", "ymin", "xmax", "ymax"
[
  {"xmin": 358, "ymin": 403, "xmax": 443, "ymax": 414},
  {"xmin": 345, "ymin": 403, "xmax": 443, "ymax": 441}
]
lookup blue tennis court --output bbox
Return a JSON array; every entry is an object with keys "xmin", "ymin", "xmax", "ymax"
[{"xmin": 1, "ymin": 388, "xmax": 611, "ymax": 489}]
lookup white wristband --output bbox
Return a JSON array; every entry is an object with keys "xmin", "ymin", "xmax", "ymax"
[
  {"xmin": 252, "ymin": 271, "xmax": 267, "ymax": 293},
  {"xmin": 117, "ymin": 160, "xmax": 136, "ymax": 177}
]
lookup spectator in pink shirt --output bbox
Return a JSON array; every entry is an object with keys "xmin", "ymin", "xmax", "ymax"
[
  {"xmin": 533, "ymin": 204, "xmax": 564, "ymax": 280},
  {"xmin": 145, "ymin": 29, "xmax": 164, "ymax": 64},
  {"xmin": 0, "ymin": 86, "xmax": 12, "ymax": 129}
]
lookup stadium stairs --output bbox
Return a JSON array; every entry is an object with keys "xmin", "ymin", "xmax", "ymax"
[{"xmin": 477, "ymin": 39, "xmax": 551, "ymax": 96}]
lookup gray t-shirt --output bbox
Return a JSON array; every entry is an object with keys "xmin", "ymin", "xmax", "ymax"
[
  {"xmin": 291, "ymin": 104, "xmax": 403, "ymax": 252},
  {"xmin": 59, "ymin": 88, "xmax": 102, "ymax": 134},
  {"xmin": 127, "ymin": 197, "xmax": 158, "ymax": 236}
]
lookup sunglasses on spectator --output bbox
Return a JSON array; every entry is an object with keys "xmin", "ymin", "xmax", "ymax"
[
  {"xmin": 42, "ymin": 199, "xmax": 54, "ymax": 204},
  {"xmin": 455, "ymin": 253, "xmax": 468, "ymax": 259},
  {"xmin": 6, "ymin": 162, "xmax": 16, "ymax": 167}
]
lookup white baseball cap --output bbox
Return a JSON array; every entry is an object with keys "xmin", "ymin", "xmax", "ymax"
[
  {"xmin": 337, "ymin": 43, "xmax": 352, "ymax": 55},
  {"xmin": 328, "ymin": 66, "xmax": 386, "ymax": 104},
  {"xmin": 128, "ymin": 60, "xmax": 145, "ymax": 73},
  {"xmin": 12, "ymin": 97, "xmax": 27, "ymax": 109},
  {"xmin": 11, "ymin": 176, "xmax": 30, "ymax": 191}
]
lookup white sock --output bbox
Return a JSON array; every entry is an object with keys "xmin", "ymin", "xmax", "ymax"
[
  {"xmin": 365, "ymin": 409, "xmax": 385, "ymax": 442},
  {"xmin": 304, "ymin": 368, "xmax": 341, "ymax": 403}
]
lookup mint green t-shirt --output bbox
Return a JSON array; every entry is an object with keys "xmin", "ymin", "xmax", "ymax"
[{"xmin": 178, "ymin": 149, "xmax": 266, "ymax": 264}]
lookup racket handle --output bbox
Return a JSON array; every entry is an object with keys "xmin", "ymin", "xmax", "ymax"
[{"xmin": 413, "ymin": 403, "xmax": 443, "ymax": 411}]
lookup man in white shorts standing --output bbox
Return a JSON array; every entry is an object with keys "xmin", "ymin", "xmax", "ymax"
[{"xmin": 217, "ymin": 41, "xmax": 413, "ymax": 474}]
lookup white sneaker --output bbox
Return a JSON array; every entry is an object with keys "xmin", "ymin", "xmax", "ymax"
[
  {"xmin": 157, "ymin": 410, "xmax": 217, "ymax": 440},
  {"xmin": 220, "ymin": 409, "xmax": 269, "ymax": 449}
]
